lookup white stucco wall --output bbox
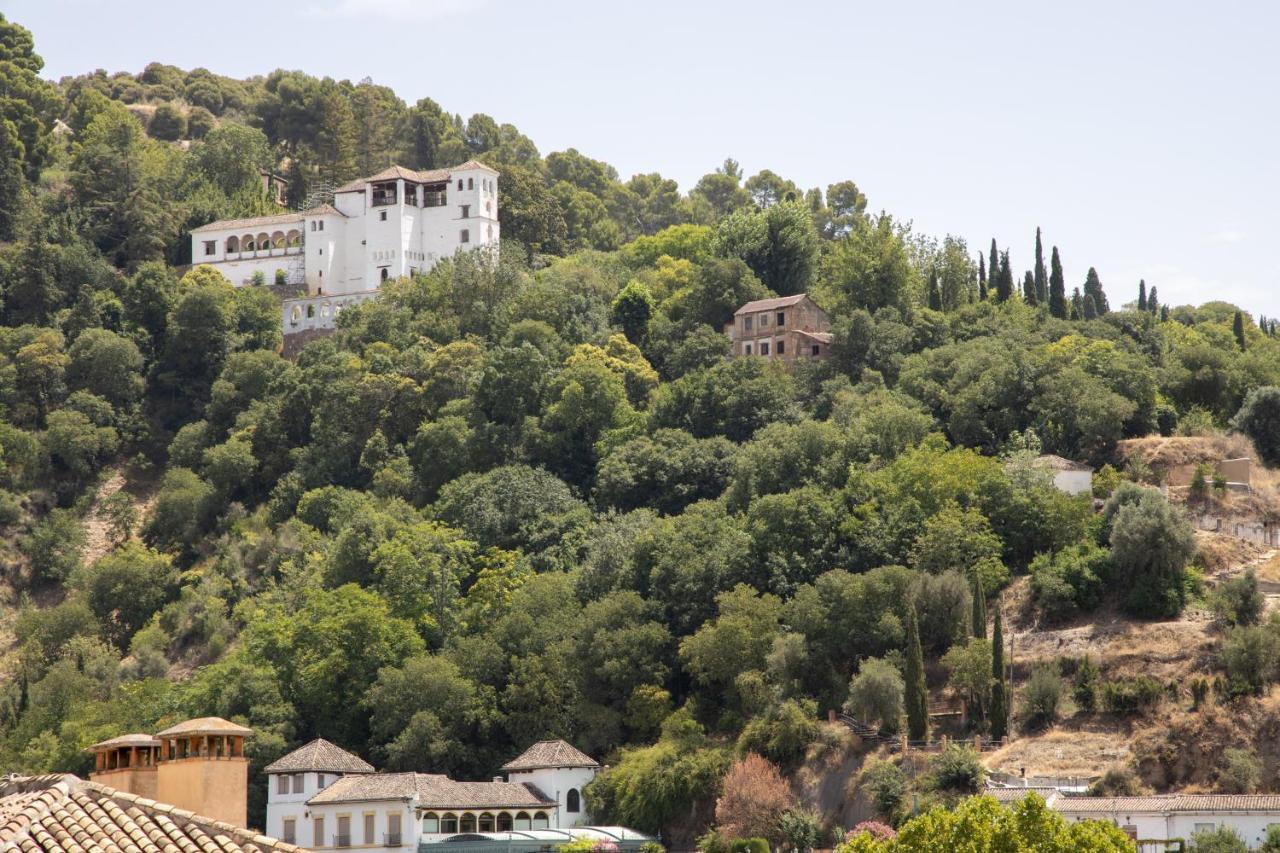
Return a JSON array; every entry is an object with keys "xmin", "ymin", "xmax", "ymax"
[
  {"xmin": 1060, "ymin": 808, "xmax": 1280, "ymax": 848},
  {"xmin": 506, "ymin": 767, "xmax": 598, "ymax": 827},
  {"xmin": 307, "ymin": 799, "xmax": 415, "ymax": 853},
  {"xmin": 1052, "ymin": 470, "xmax": 1093, "ymax": 496}
]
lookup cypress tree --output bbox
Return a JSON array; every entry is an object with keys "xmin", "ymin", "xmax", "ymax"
[
  {"xmin": 1022, "ymin": 271, "xmax": 1036, "ymax": 305},
  {"xmin": 928, "ymin": 269, "xmax": 942, "ymax": 310},
  {"xmin": 1048, "ymin": 246, "xmax": 1066, "ymax": 318},
  {"xmin": 1234, "ymin": 311, "xmax": 1247, "ymax": 350},
  {"xmin": 1082, "ymin": 293, "xmax": 1098, "ymax": 320},
  {"xmin": 1034, "ymin": 227, "xmax": 1048, "ymax": 305},
  {"xmin": 989, "ymin": 239, "xmax": 999, "ymax": 296},
  {"xmin": 1070, "ymin": 287, "xmax": 1083, "ymax": 320},
  {"xmin": 977, "ymin": 254, "xmax": 988, "ymax": 301},
  {"xmin": 990, "ymin": 599, "xmax": 1008, "ymax": 741},
  {"xmin": 1147, "ymin": 285, "xmax": 1159, "ymax": 315},
  {"xmin": 905, "ymin": 601, "xmax": 928, "ymax": 742},
  {"xmin": 1137, "ymin": 279, "xmax": 1147, "ymax": 312},
  {"xmin": 996, "ymin": 250, "xmax": 1013, "ymax": 302},
  {"xmin": 1160, "ymin": 305, "xmax": 1169, "ymax": 322},
  {"xmin": 972, "ymin": 574, "xmax": 986, "ymax": 640},
  {"xmin": 1082, "ymin": 267, "xmax": 1109, "ymax": 314}
]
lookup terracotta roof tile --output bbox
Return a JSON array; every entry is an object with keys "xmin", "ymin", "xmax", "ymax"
[
  {"xmin": 501, "ymin": 740, "xmax": 599, "ymax": 772},
  {"xmin": 190, "ymin": 212, "xmax": 305, "ymax": 234},
  {"xmin": 0, "ymin": 775, "xmax": 306, "ymax": 852},
  {"xmin": 265, "ymin": 739, "xmax": 375, "ymax": 775},
  {"xmin": 156, "ymin": 717, "xmax": 254, "ymax": 738},
  {"xmin": 306, "ymin": 773, "xmax": 556, "ymax": 809},
  {"xmin": 733, "ymin": 294, "xmax": 810, "ymax": 316}
]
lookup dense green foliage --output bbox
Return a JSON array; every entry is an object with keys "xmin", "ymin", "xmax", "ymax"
[{"xmin": 1, "ymin": 11, "xmax": 1278, "ymax": 838}]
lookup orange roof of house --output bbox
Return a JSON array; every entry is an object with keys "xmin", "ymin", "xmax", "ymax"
[
  {"xmin": 155, "ymin": 717, "xmax": 253, "ymax": 738},
  {"xmin": 734, "ymin": 293, "xmax": 811, "ymax": 315}
]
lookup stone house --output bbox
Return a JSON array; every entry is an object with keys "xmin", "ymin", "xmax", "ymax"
[{"xmin": 726, "ymin": 293, "xmax": 832, "ymax": 361}]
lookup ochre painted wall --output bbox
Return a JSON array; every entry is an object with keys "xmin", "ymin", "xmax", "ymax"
[{"xmin": 157, "ymin": 758, "xmax": 249, "ymax": 827}]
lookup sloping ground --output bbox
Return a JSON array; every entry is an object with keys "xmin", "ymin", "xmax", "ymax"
[
  {"xmin": 1131, "ymin": 692, "xmax": 1280, "ymax": 791},
  {"xmin": 1116, "ymin": 435, "xmax": 1255, "ymax": 470},
  {"xmin": 81, "ymin": 467, "xmax": 159, "ymax": 565},
  {"xmin": 984, "ymin": 722, "xmax": 1136, "ymax": 780},
  {"xmin": 793, "ymin": 725, "xmax": 876, "ymax": 829}
]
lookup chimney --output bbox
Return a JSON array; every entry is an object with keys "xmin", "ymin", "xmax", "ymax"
[{"xmin": 153, "ymin": 717, "xmax": 253, "ymax": 828}]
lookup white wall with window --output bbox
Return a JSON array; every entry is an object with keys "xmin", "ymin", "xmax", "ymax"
[
  {"xmin": 503, "ymin": 766, "xmax": 597, "ymax": 828},
  {"xmin": 265, "ymin": 770, "xmax": 344, "ymax": 845}
]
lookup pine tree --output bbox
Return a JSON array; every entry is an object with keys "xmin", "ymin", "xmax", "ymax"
[
  {"xmin": 1082, "ymin": 267, "xmax": 1109, "ymax": 314},
  {"xmin": 1137, "ymin": 279, "xmax": 1147, "ymax": 312},
  {"xmin": 1048, "ymin": 246, "xmax": 1066, "ymax": 318},
  {"xmin": 1022, "ymin": 271, "xmax": 1036, "ymax": 305},
  {"xmin": 1147, "ymin": 286, "xmax": 1159, "ymax": 315},
  {"xmin": 978, "ymin": 253, "xmax": 987, "ymax": 289},
  {"xmin": 905, "ymin": 601, "xmax": 928, "ymax": 743},
  {"xmin": 1234, "ymin": 310, "xmax": 1247, "ymax": 350},
  {"xmin": 1070, "ymin": 287, "xmax": 1083, "ymax": 320},
  {"xmin": 990, "ymin": 600, "xmax": 1008, "ymax": 741},
  {"xmin": 996, "ymin": 250, "xmax": 1013, "ymax": 302},
  {"xmin": 1034, "ymin": 227, "xmax": 1048, "ymax": 305},
  {"xmin": 972, "ymin": 574, "xmax": 987, "ymax": 640},
  {"xmin": 286, "ymin": 158, "xmax": 309, "ymax": 210},
  {"xmin": 1082, "ymin": 293, "xmax": 1098, "ymax": 320}
]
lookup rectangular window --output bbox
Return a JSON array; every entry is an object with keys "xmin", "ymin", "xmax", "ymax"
[
  {"xmin": 317, "ymin": 773, "xmax": 326, "ymax": 789},
  {"xmin": 387, "ymin": 812, "xmax": 402, "ymax": 846},
  {"xmin": 293, "ymin": 774, "xmax": 305, "ymax": 794},
  {"xmin": 759, "ymin": 313, "xmax": 768, "ymax": 327},
  {"xmin": 461, "ymin": 204, "xmax": 470, "ymax": 218},
  {"xmin": 744, "ymin": 343, "xmax": 752, "ymax": 355},
  {"xmin": 276, "ymin": 775, "xmax": 289, "ymax": 795},
  {"xmin": 811, "ymin": 344, "xmax": 821, "ymax": 356},
  {"xmin": 760, "ymin": 341, "xmax": 770, "ymax": 356},
  {"xmin": 467, "ymin": 177, "xmax": 474, "ymax": 190},
  {"xmin": 318, "ymin": 220, "xmax": 324, "ymax": 231},
  {"xmin": 365, "ymin": 813, "xmax": 376, "ymax": 844},
  {"xmin": 203, "ymin": 240, "xmax": 216, "ymax": 256},
  {"xmin": 776, "ymin": 340, "xmax": 785, "ymax": 355},
  {"xmin": 460, "ymin": 229, "xmax": 470, "ymax": 243},
  {"xmin": 283, "ymin": 819, "xmax": 296, "ymax": 844},
  {"xmin": 379, "ymin": 210, "xmax": 387, "ymax": 221},
  {"xmin": 776, "ymin": 311, "xmax": 785, "ymax": 326},
  {"xmin": 313, "ymin": 817, "xmax": 325, "ymax": 848},
  {"xmin": 337, "ymin": 815, "xmax": 351, "ymax": 847},
  {"xmin": 404, "ymin": 184, "xmax": 418, "ymax": 206},
  {"xmin": 743, "ymin": 316, "xmax": 753, "ymax": 330}
]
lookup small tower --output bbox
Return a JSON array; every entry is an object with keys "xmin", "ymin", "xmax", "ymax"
[
  {"xmin": 154, "ymin": 717, "xmax": 252, "ymax": 828},
  {"xmin": 502, "ymin": 740, "xmax": 600, "ymax": 827},
  {"xmin": 87, "ymin": 733, "xmax": 162, "ymax": 799}
]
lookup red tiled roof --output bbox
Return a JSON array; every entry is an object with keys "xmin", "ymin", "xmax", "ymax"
[
  {"xmin": 501, "ymin": 740, "xmax": 599, "ymax": 772},
  {"xmin": 733, "ymin": 294, "xmax": 810, "ymax": 316},
  {"xmin": 0, "ymin": 774, "xmax": 306, "ymax": 852},
  {"xmin": 264, "ymin": 739, "xmax": 374, "ymax": 775}
]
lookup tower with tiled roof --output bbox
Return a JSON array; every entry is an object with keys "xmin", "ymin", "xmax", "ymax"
[{"xmin": 501, "ymin": 740, "xmax": 601, "ymax": 828}]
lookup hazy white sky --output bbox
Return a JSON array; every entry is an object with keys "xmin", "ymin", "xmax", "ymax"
[{"xmin": 11, "ymin": 0, "xmax": 1280, "ymax": 315}]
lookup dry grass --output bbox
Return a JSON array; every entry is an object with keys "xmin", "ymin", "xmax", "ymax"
[
  {"xmin": 985, "ymin": 723, "xmax": 1136, "ymax": 778},
  {"xmin": 1116, "ymin": 434, "xmax": 1255, "ymax": 468},
  {"xmin": 1196, "ymin": 530, "xmax": 1275, "ymax": 576}
]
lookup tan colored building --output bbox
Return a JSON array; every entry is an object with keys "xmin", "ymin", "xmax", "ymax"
[
  {"xmin": 88, "ymin": 715, "xmax": 252, "ymax": 829},
  {"xmin": 0, "ymin": 773, "xmax": 305, "ymax": 852},
  {"xmin": 727, "ymin": 293, "xmax": 832, "ymax": 361}
]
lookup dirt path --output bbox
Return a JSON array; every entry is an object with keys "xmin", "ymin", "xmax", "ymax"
[{"xmin": 82, "ymin": 468, "xmax": 158, "ymax": 565}]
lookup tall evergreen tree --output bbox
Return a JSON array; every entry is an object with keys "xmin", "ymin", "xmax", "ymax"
[
  {"xmin": 905, "ymin": 601, "xmax": 928, "ymax": 743},
  {"xmin": 927, "ymin": 269, "xmax": 942, "ymax": 311},
  {"xmin": 990, "ymin": 599, "xmax": 1008, "ymax": 741},
  {"xmin": 972, "ymin": 575, "xmax": 987, "ymax": 640},
  {"xmin": 988, "ymin": 239, "xmax": 1000, "ymax": 297},
  {"xmin": 1234, "ymin": 310, "xmax": 1247, "ymax": 350},
  {"xmin": 1147, "ymin": 285, "xmax": 1159, "ymax": 315},
  {"xmin": 1070, "ymin": 287, "xmax": 1083, "ymax": 320},
  {"xmin": 977, "ymin": 252, "xmax": 987, "ymax": 290},
  {"xmin": 1082, "ymin": 293, "xmax": 1098, "ymax": 320},
  {"xmin": 995, "ymin": 250, "xmax": 1013, "ymax": 302},
  {"xmin": 1022, "ymin": 270, "xmax": 1036, "ymax": 305},
  {"xmin": 1082, "ymin": 267, "xmax": 1109, "ymax": 314},
  {"xmin": 1137, "ymin": 279, "xmax": 1147, "ymax": 312},
  {"xmin": 1048, "ymin": 246, "xmax": 1066, "ymax": 318},
  {"xmin": 1160, "ymin": 304, "xmax": 1169, "ymax": 322},
  {"xmin": 1033, "ymin": 227, "xmax": 1048, "ymax": 304}
]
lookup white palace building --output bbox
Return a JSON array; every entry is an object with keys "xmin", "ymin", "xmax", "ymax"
[
  {"xmin": 189, "ymin": 161, "xmax": 499, "ymax": 342},
  {"xmin": 263, "ymin": 738, "xmax": 622, "ymax": 852}
]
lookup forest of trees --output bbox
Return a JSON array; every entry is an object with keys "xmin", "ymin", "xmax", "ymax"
[{"xmin": 5, "ymin": 10, "xmax": 1280, "ymax": 841}]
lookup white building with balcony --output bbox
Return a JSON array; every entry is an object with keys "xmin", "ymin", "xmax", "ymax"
[
  {"xmin": 265, "ymin": 738, "xmax": 601, "ymax": 853},
  {"xmin": 189, "ymin": 160, "xmax": 499, "ymax": 341}
]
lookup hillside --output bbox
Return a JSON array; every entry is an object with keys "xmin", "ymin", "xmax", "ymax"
[{"xmin": 7, "ymin": 10, "xmax": 1280, "ymax": 844}]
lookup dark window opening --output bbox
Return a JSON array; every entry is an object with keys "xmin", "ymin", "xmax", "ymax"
[
  {"xmin": 776, "ymin": 311, "xmax": 785, "ymax": 326},
  {"xmin": 777, "ymin": 340, "xmax": 785, "ymax": 355},
  {"xmin": 566, "ymin": 789, "xmax": 580, "ymax": 813},
  {"xmin": 460, "ymin": 229, "xmax": 470, "ymax": 243},
  {"xmin": 404, "ymin": 184, "xmax": 418, "ymax": 206},
  {"xmin": 760, "ymin": 341, "xmax": 770, "ymax": 356},
  {"xmin": 203, "ymin": 240, "xmax": 216, "ymax": 256},
  {"xmin": 811, "ymin": 344, "xmax": 821, "ymax": 356},
  {"xmin": 371, "ymin": 181, "xmax": 397, "ymax": 206}
]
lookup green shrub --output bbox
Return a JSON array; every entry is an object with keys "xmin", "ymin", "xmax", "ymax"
[
  {"xmin": 0, "ymin": 489, "xmax": 22, "ymax": 527},
  {"xmin": 274, "ymin": 268, "xmax": 287, "ymax": 286},
  {"xmin": 728, "ymin": 839, "xmax": 769, "ymax": 853},
  {"xmin": 1100, "ymin": 676, "xmax": 1163, "ymax": 715},
  {"xmin": 1019, "ymin": 663, "xmax": 1065, "ymax": 729},
  {"xmin": 1217, "ymin": 747, "xmax": 1262, "ymax": 794},
  {"xmin": 1073, "ymin": 655, "xmax": 1100, "ymax": 712},
  {"xmin": 1221, "ymin": 622, "xmax": 1280, "ymax": 696},
  {"xmin": 927, "ymin": 743, "xmax": 984, "ymax": 793},
  {"xmin": 1029, "ymin": 543, "xmax": 1111, "ymax": 620},
  {"xmin": 859, "ymin": 759, "xmax": 907, "ymax": 822},
  {"xmin": 1210, "ymin": 569, "xmax": 1264, "ymax": 627},
  {"xmin": 1189, "ymin": 825, "xmax": 1248, "ymax": 852}
]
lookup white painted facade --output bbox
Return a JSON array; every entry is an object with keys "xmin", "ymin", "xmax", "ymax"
[
  {"xmin": 1051, "ymin": 469, "xmax": 1094, "ymax": 496},
  {"xmin": 504, "ymin": 766, "xmax": 596, "ymax": 828},
  {"xmin": 189, "ymin": 162, "xmax": 499, "ymax": 334}
]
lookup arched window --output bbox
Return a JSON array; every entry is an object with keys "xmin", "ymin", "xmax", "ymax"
[
  {"xmin": 467, "ymin": 177, "xmax": 474, "ymax": 190},
  {"xmin": 257, "ymin": 232, "xmax": 270, "ymax": 251},
  {"xmin": 226, "ymin": 236, "xmax": 239, "ymax": 253},
  {"xmin": 532, "ymin": 812, "xmax": 549, "ymax": 830},
  {"xmin": 514, "ymin": 813, "xmax": 531, "ymax": 831},
  {"xmin": 566, "ymin": 789, "xmax": 580, "ymax": 813},
  {"xmin": 321, "ymin": 302, "xmax": 331, "ymax": 318},
  {"xmin": 441, "ymin": 814, "xmax": 459, "ymax": 834},
  {"xmin": 457, "ymin": 179, "xmax": 463, "ymax": 191},
  {"xmin": 422, "ymin": 813, "xmax": 440, "ymax": 834},
  {"xmin": 497, "ymin": 813, "xmax": 512, "ymax": 832},
  {"xmin": 287, "ymin": 230, "xmax": 301, "ymax": 248},
  {"xmin": 460, "ymin": 814, "xmax": 476, "ymax": 833},
  {"xmin": 271, "ymin": 231, "xmax": 285, "ymax": 249},
  {"xmin": 478, "ymin": 813, "xmax": 495, "ymax": 833},
  {"xmin": 306, "ymin": 305, "xmax": 315, "ymax": 318},
  {"xmin": 290, "ymin": 306, "xmax": 301, "ymax": 327}
]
